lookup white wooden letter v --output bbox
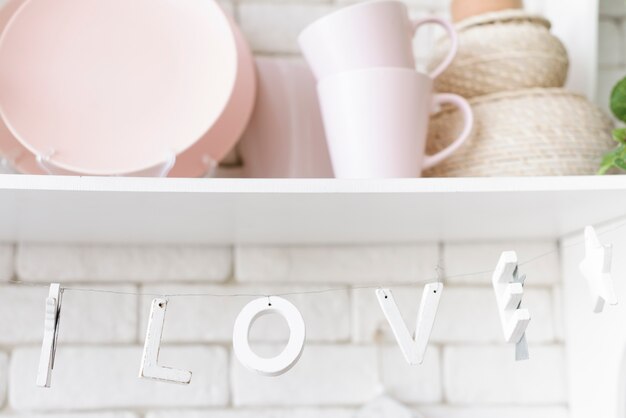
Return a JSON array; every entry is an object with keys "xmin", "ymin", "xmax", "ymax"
[
  {"xmin": 376, "ymin": 283, "xmax": 443, "ymax": 365},
  {"xmin": 139, "ymin": 298, "xmax": 191, "ymax": 384}
]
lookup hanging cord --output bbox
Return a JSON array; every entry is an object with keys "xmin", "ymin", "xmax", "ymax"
[{"xmin": 8, "ymin": 218, "xmax": 626, "ymax": 298}]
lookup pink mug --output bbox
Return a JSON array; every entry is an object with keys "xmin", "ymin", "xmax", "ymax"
[
  {"xmin": 298, "ymin": 0, "xmax": 458, "ymax": 80},
  {"xmin": 317, "ymin": 68, "xmax": 473, "ymax": 178}
]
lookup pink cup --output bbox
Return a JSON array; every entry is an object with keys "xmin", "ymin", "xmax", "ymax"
[
  {"xmin": 298, "ymin": 0, "xmax": 458, "ymax": 80},
  {"xmin": 317, "ymin": 68, "xmax": 473, "ymax": 178}
]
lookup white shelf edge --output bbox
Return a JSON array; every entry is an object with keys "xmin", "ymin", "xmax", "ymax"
[
  {"xmin": 1, "ymin": 174, "xmax": 625, "ymax": 244},
  {"xmin": 0, "ymin": 174, "xmax": 624, "ymax": 194}
]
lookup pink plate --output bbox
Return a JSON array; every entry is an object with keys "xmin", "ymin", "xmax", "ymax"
[
  {"xmin": 0, "ymin": 0, "xmax": 251, "ymax": 176},
  {"xmin": 239, "ymin": 57, "xmax": 333, "ymax": 178},
  {"xmin": 0, "ymin": 0, "xmax": 42, "ymax": 174},
  {"xmin": 169, "ymin": 18, "xmax": 256, "ymax": 178}
]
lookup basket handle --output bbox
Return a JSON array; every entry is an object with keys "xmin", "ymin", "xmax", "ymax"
[
  {"xmin": 423, "ymin": 93, "xmax": 474, "ymax": 170},
  {"xmin": 412, "ymin": 17, "xmax": 458, "ymax": 79}
]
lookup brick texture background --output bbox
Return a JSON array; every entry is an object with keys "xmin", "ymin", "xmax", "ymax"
[{"xmin": 0, "ymin": 241, "xmax": 567, "ymax": 417}]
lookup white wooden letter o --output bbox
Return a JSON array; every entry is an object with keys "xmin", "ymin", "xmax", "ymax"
[{"xmin": 233, "ymin": 297, "xmax": 306, "ymax": 377}]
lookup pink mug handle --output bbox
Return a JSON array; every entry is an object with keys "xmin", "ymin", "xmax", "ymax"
[
  {"xmin": 411, "ymin": 17, "xmax": 458, "ymax": 79},
  {"xmin": 422, "ymin": 93, "xmax": 474, "ymax": 170}
]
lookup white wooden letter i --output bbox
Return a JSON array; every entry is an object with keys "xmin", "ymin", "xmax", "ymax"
[
  {"xmin": 37, "ymin": 283, "xmax": 62, "ymax": 388},
  {"xmin": 579, "ymin": 226, "xmax": 618, "ymax": 313},
  {"xmin": 139, "ymin": 298, "xmax": 191, "ymax": 384},
  {"xmin": 376, "ymin": 282, "xmax": 443, "ymax": 365}
]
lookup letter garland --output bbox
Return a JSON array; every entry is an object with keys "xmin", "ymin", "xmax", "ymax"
[{"xmin": 30, "ymin": 223, "xmax": 619, "ymax": 386}]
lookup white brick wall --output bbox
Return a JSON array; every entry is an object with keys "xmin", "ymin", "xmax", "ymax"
[
  {"xmin": 232, "ymin": 345, "xmax": 379, "ymax": 406},
  {"xmin": 443, "ymin": 241, "xmax": 560, "ymax": 285},
  {"xmin": 146, "ymin": 410, "xmax": 355, "ymax": 418},
  {"xmin": 140, "ymin": 284, "xmax": 350, "ymax": 343},
  {"xmin": 2, "ymin": 239, "xmax": 568, "ymax": 416},
  {"xmin": 353, "ymin": 286, "xmax": 558, "ymax": 344},
  {"xmin": 380, "ymin": 347, "xmax": 442, "ymax": 404},
  {"xmin": 0, "ymin": 414, "xmax": 139, "ymax": 418},
  {"xmin": 239, "ymin": 3, "xmax": 335, "ymax": 54},
  {"xmin": 0, "ymin": 351, "xmax": 7, "ymax": 408},
  {"xmin": 16, "ymin": 244, "xmax": 232, "ymax": 282},
  {"xmin": 0, "ymin": 245, "xmax": 13, "ymax": 281},
  {"xmin": 0, "ymin": 284, "xmax": 137, "ymax": 344},
  {"xmin": 560, "ymin": 218, "xmax": 626, "ymax": 418},
  {"xmin": 10, "ymin": 346, "xmax": 229, "ymax": 410},
  {"xmin": 444, "ymin": 346, "xmax": 567, "ymax": 404},
  {"xmin": 235, "ymin": 245, "xmax": 439, "ymax": 283},
  {"xmin": 419, "ymin": 406, "xmax": 570, "ymax": 418}
]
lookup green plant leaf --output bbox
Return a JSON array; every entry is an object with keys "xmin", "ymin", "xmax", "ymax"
[
  {"xmin": 613, "ymin": 128, "xmax": 626, "ymax": 144},
  {"xmin": 611, "ymin": 76, "xmax": 626, "ymax": 123},
  {"xmin": 598, "ymin": 153, "xmax": 617, "ymax": 175},
  {"xmin": 598, "ymin": 165, "xmax": 612, "ymax": 175},
  {"xmin": 598, "ymin": 147, "xmax": 621, "ymax": 175},
  {"xmin": 615, "ymin": 157, "xmax": 626, "ymax": 171}
]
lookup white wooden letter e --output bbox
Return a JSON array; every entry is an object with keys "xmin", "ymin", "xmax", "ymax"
[{"xmin": 376, "ymin": 283, "xmax": 443, "ymax": 365}]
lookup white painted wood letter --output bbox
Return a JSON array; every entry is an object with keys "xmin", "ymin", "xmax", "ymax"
[
  {"xmin": 492, "ymin": 251, "xmax": 530, "ymax": 360},
  {"xmin": 579, "ymin": 225, "xmax": 617, "ymax": 313},
  {"xmin": 37, "ymin": 283, "xmax": 62, "ymax": 388},
  {"xmin": 233, "ymin": 297, "xmax": 306, "ymax": 377},
  {"xmin": 376, "ymin": 282, "xmax": 443, "ymax": 365},
  {"xmin": 139, "ymin": 298, "xmax": 191, "ymax": 384}
]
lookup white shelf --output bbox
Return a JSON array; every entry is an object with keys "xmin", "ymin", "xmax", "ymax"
[{"xmin": 0, "ymin": 174, "xmax": 625, "ymax": 244}]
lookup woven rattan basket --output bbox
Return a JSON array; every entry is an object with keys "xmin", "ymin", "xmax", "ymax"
[
  {"xmin": 428, "ymin": 10, "xmax": 569, "ymax": 98},
  {"xmin": 424, "ymin": 89, "xmax": 614, "ymax": 177}
]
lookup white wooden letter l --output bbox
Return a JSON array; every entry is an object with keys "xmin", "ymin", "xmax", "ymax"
[{"xmin": 139, "ymin": 298, "xmax": 191, "ymax": 384}]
